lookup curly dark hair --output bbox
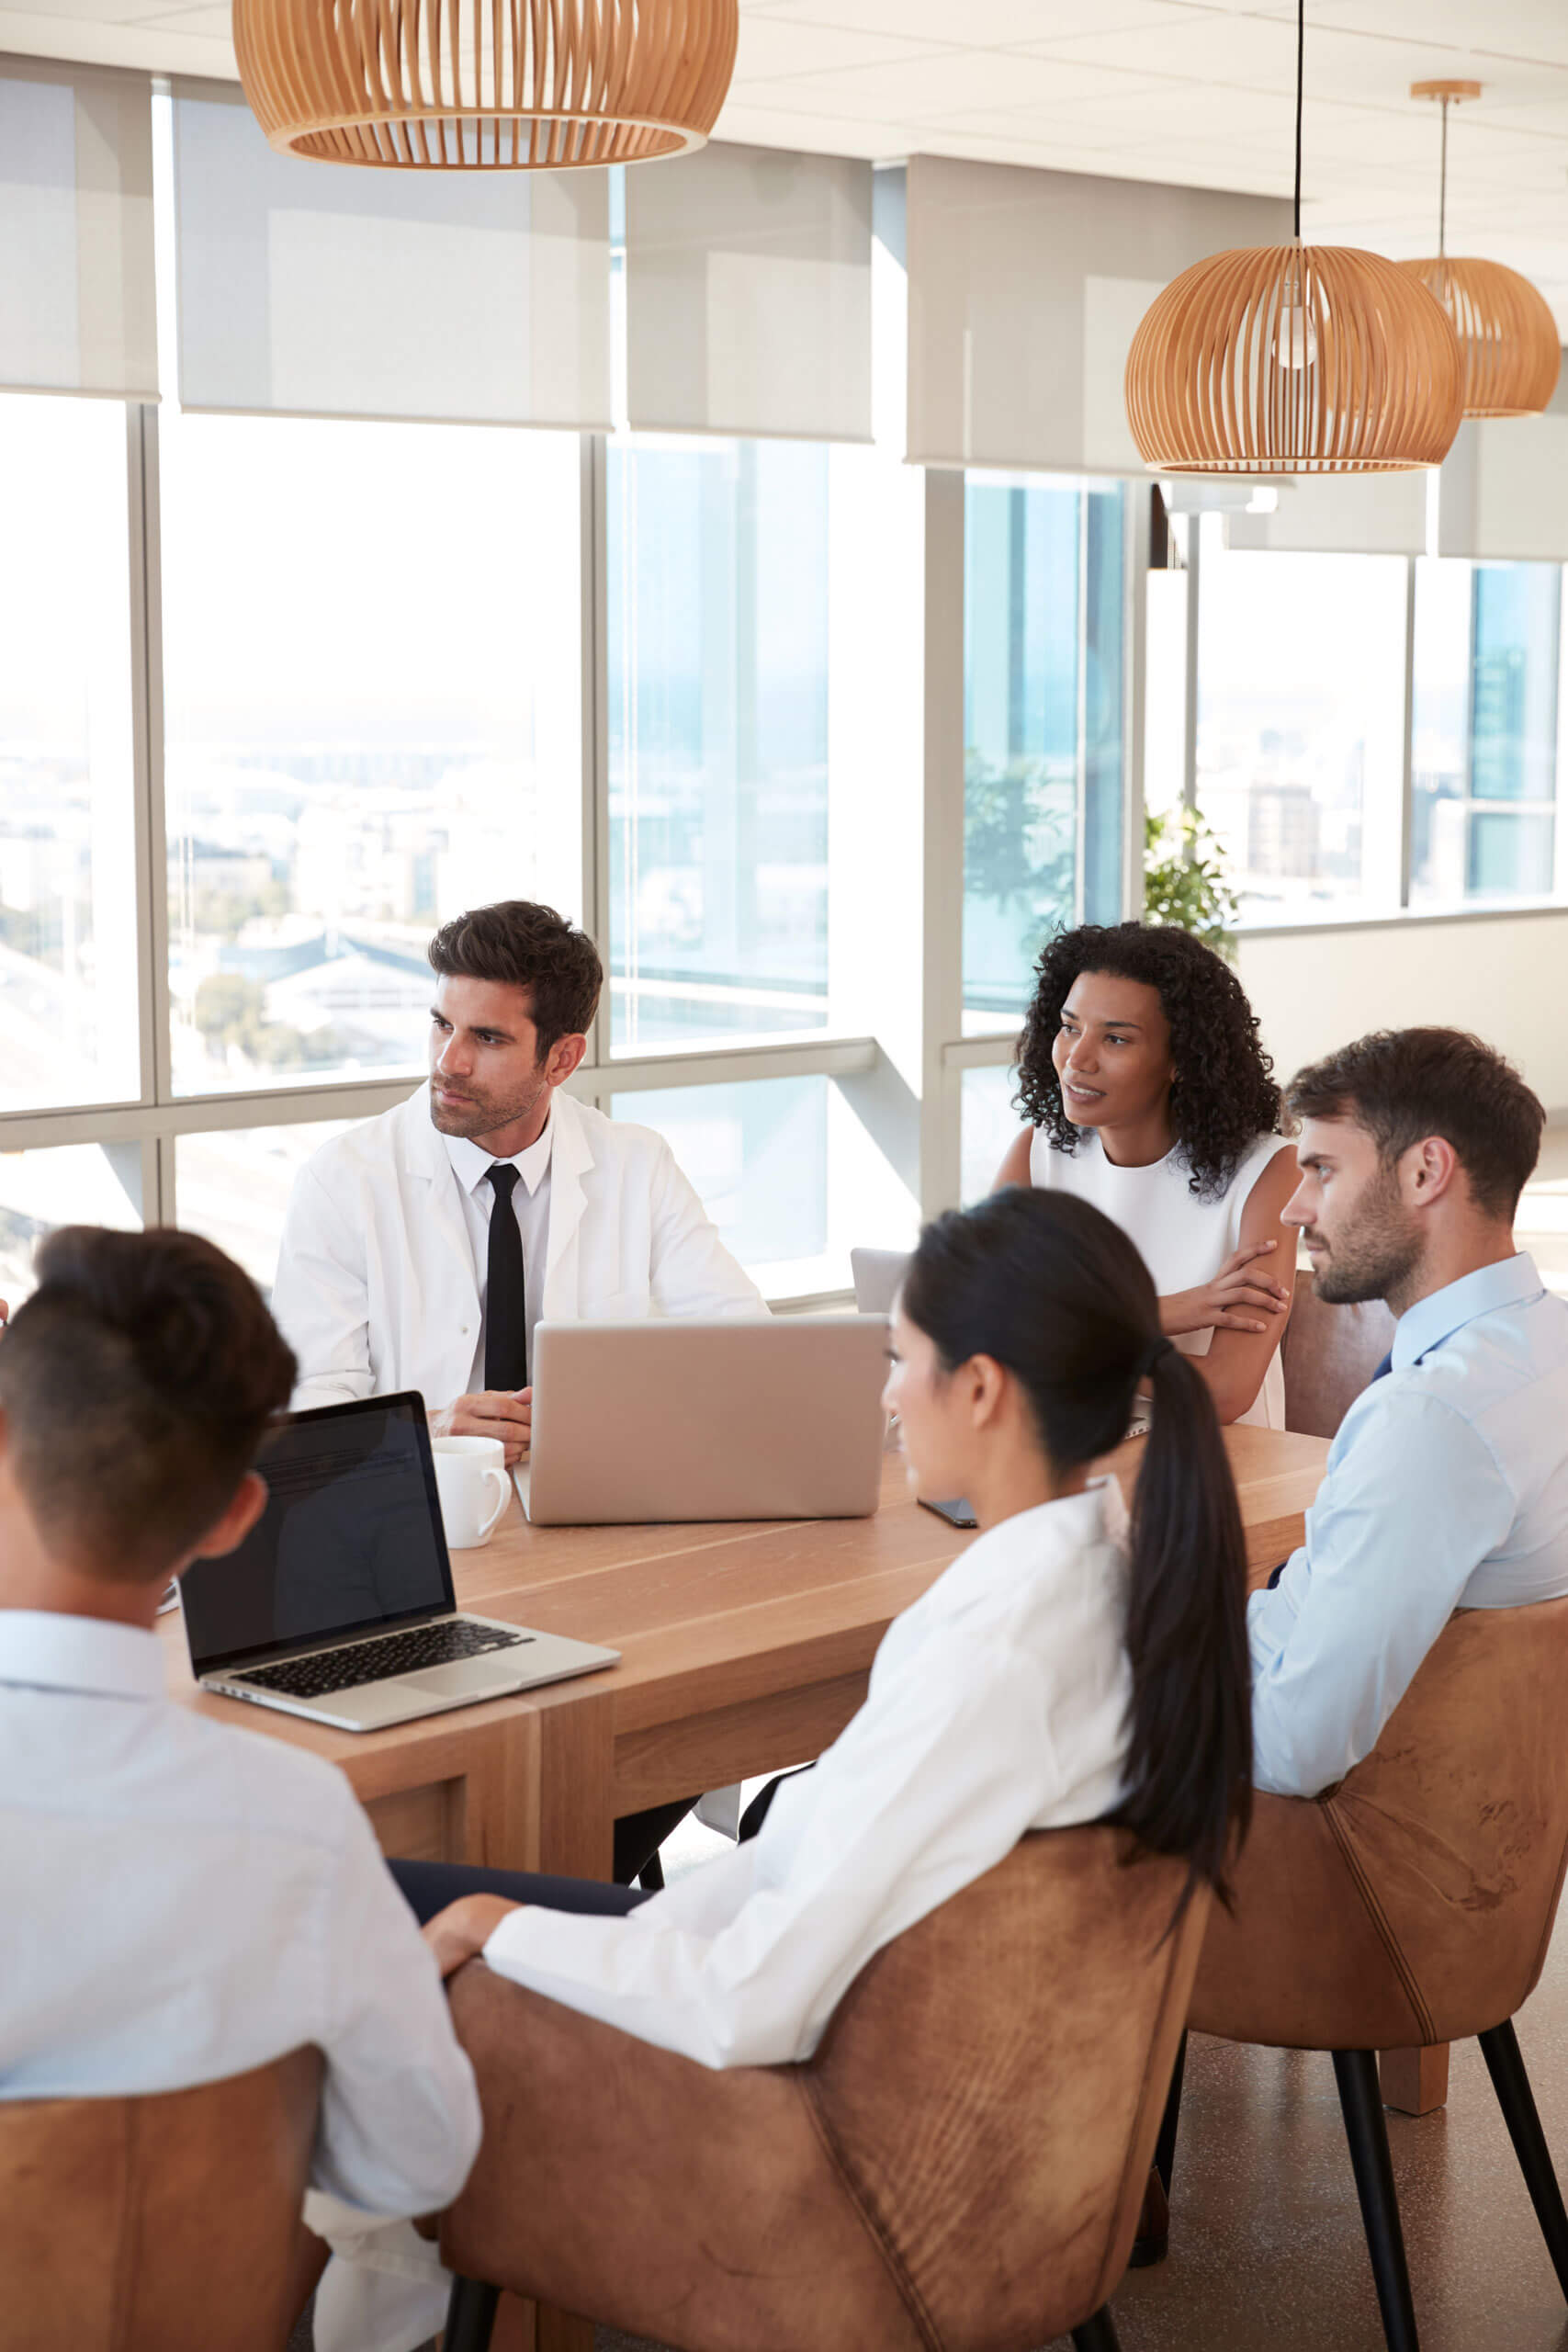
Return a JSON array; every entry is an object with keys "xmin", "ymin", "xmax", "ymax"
[
  {"xmin": 429, "ymin": 901, "xmax": 603, "ymax": 1057},
  {"xmin": 1014, "ymin": 922, "xmax": 1283, "ymax": 1200}
]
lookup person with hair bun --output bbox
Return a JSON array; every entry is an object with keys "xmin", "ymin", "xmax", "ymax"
[
  {"xmin": 404, "ymin": 1187, "xmax": 1254, "ymax": 2071},
  {"xmin": 995, "ymin": 921, "xmax": 1298, "ymax": 1427}
]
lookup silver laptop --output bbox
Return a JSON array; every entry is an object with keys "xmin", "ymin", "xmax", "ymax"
[
  {"xmin": 516, "ymin": 1317, "xmax": 889, "ymax": 1526},
  {"xmin": 181, "ymin": 1392, "xmax": 618, "ymax": 1732},
  {"xmin": 851, "ymin": 1247, "xmax": 910, "ymax": 1317}
]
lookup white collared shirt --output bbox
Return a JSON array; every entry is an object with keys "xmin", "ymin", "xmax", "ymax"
[
  {"xmin": 0, "ymin": 1610, "xmax": 481, "ymax": 2219},
  {"xmin": 483, "ymin": 1480, "xmax": 1134, "ymax": 2071},
  {"xmin": 441, "ymin": 1114, "xmax": 554, "ymax": 1394}
]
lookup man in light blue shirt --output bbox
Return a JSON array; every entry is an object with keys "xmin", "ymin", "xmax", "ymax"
[
  {"xmin": 1249, "ymin": 1026, "xmax": 1568, "ymax": 1798},
  {"xmin": 0, "ymin": 1225, "xmax": 480, "ymax": 2294}
]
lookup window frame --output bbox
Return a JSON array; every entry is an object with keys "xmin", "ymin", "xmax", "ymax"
[{"xmin": 8, "ymin": 404, "xmax": 1564, "ymax": 1286}]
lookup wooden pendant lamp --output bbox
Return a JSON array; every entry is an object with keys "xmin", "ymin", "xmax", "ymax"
[
  {"xmin": 1124, "ymin": 0, "xmax": 1463, "ymax": 473},
  {"xmin": 1399, "ymin": 84, "xmax": 1562, "ymax": 420},
  {"xmin": 233, "ymin": 0, "xmax": 739, "ymax": 169}
]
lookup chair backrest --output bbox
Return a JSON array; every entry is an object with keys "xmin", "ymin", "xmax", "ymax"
[
  {"xmin": 802, "ymin": 1826, "xmax": 1206, "ymax": 2349},
  {"xmin": 444, "ymin": 1826, "xmax": 1208, "ymax": 2352},
  {"xmin": 1328, "ymin": 1596, "xmax": 1568, "ymax": 2039},
  {"xmin": 1193, "ymin": 1598, "xmax": 1568, "ymax": 2051},
  {"xmin": 0, "ymin": 2046, "xmax": 322, "ymax": 2352},
  {"xmin": 1281, "ymin": 1270, "xmax": 1396, "ymax": 1440}
]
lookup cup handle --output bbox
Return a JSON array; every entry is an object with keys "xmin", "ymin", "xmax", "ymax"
[{"xmin": 479, "ymin": 1466, "xmax": 510, "ymax": 1541}]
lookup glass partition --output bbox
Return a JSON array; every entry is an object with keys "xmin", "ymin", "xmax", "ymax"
[
  {"xmin": 962, "ymin": 473, "xmax": 1125, "ymax": 1029},
  {"xmin": 1412, "ymin": 558, "xmax": 1562, "ymax": 906},
  {"xmin": 0, "ymin": 396, "xmax": 140, "ymax": 1113}
]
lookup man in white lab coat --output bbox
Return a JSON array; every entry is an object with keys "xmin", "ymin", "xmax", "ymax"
[{"xmin": 272, "ymin": 901, "xmax": 765, "ymax": 1466}]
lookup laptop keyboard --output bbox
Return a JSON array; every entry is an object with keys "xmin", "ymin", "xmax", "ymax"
[{"xmin": 233, "ymin": 1619, "xmax": 532, "ymax": 1701}]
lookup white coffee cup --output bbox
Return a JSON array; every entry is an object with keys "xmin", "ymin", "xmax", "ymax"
[{"xmin": 432, "ymin": 1434, "xmax": 510, "ymax": 1549}]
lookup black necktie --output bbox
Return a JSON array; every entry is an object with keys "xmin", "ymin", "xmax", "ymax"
[{"xmin": 483, "ymin": 1163, "xmax": 527, "ymax": 1392}]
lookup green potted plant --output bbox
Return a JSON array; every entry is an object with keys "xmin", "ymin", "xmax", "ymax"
[{"xmin": 1143, "ymin": 806, "xmax": 1239, "ymax": 954}]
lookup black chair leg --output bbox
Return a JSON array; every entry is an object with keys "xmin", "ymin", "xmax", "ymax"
[
  {"xmin": 1154, "ymin": 2029, "xmax": 1188, "ymax": 2197},
  {"xmin": 1480, "ymin": 2018, "xmax": 1568, "ymax": 2299},
  {"xmin": 638, "ymin": 1848, "xmax": 666, "ymax": 1893},
  {"xmin": 1332, "ymin": 2048, "xmax": 1420, "ymax": 2352},
  {"xmin": 1071, "ymin": 2306, "xmax": 1123, "ymax": 2352},
  {"xmin": 443, "ymin": 2275, "xmax": 500, "ymax": 2352}
]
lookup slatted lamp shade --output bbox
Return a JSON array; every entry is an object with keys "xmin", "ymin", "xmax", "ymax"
[
  {"xmin": 1123, "ymin": 0, "xmax": 1464, "ymax": 477},
  {"xmin": 1398, "ymin": 258, "xmax": 1561, "ymax": 419},
  {"xmin": 232, "ymin": 0, "xmax": 739, "ymax": 169},
  {"xmin": 1399, "ymin": 84, "xmax": 1562, "ymax": 420},
  {"xmin": 1125, "ymin": 241, "xmax": 1464, "ymax": 474}
]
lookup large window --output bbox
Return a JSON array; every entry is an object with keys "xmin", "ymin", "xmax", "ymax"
[
  {"xmin": 607, "ymin": 435, "xmax": 831, "ymax": 1055},
  {"xmin": 962, "ymin": 474, "xmax": 1125, "ymax": 1029},
  {"xmin": 1195, "ymin": 519, "xmax": 1408, "ymax": 923},
  {"xmin": 0, "ymin": 1144, "xmax": 143, "ymax": 1306},
  {"xmin": 160, "ymin": 412, "xmax": 582, "ymax": 1097},
  {"xmin": 959, "ymin": 1064, "xmax": 1019, "ymax": 1207},
  {"xmin": 610, "ymin": 1071, "xmax": 914, "ymax": 1301},
  {"xmin": 174, "ymin": 1119, "xmax": 356, "ymax": 1297},
  {"xmin": 1412, "ymin": 560, "xmax": 1563, "ymax": 906},
  {"xmin": 22, "ymin": 114, "xmax": 1568, "ymax": 1308},
  {"xmin": 0, "ymin": 397, "xmax": 141, "ymax": 1114}
]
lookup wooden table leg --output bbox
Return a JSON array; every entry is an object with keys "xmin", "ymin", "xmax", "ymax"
[
  {"xmin": 510, "ymin": 1692, "xmax": 614, "ymax": 2351},
  {"xmin": 1380, "ymin": 2044, "xmax": 1450, "ymax": 2115},
  {"xmin": 525, "ymin": 1688, "xmax": 616, "ymax": 1880}
]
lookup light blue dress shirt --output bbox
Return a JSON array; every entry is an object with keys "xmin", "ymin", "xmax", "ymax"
[
  {"xmin": 1248, "ymin": 1252, "xmax": 1568, "ymax": 1799},
  {"xmin": 0, "ymin": 1609, "xmax": 480, "ymax": 2219}
]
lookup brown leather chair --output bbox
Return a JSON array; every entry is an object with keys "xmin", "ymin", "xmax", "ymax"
[
  {"xmin": 1172, "ymin": 1598, "xmax": 1568, "ymax": 2351},
  {"xmin": 1280, "ymin": 1269, "xmax": 1396, "ymax": 1439},
  {"xmin": 0, "ymin": 2046, "xmax": 322, "ymax": 2352},
  {"xmin": 438, "ymin": 1825, "xmax": 1211, "ymax": 2352}
]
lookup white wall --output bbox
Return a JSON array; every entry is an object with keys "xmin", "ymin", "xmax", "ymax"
[{"xmin": 1235, "ymin": 910, "xmax": 1568, "ymax": 1116}]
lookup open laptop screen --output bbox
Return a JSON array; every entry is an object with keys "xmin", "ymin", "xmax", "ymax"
[{"xmin": 180, "ymin": 1393, "xmax": 455, "ymax": 1678}]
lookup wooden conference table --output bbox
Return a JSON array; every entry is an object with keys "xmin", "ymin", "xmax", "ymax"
[
  {"xmin": 161, "ymin": 1424, "xmax": 1330, "ymax": 2351},
  {"xmin": 162, "ymin": 1422, "xmax": 1329, "ymax": 1883}
]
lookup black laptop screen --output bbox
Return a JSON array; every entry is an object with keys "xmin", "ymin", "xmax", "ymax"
[{"xmin": 180, "ymin": 1394, "xmax": 456, "ymax": 1676}]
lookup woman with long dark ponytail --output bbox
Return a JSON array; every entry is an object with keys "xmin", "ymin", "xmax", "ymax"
[
  {"xmin": 897, "ymin": 1183, "xmax": 1252, "ymax": 1906},
  {"xmin": 405, "ymin": 1182, "xmax": 1252, "ymax": 2106}
]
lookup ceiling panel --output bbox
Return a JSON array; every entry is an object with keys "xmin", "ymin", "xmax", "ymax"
[
  {"xmin": 9, "ymin": 0, "xmax": 1568, "ymax": 331},
  {"xmin": 729, "ymin": 15, "xmax": 946, "ymax": 83}
]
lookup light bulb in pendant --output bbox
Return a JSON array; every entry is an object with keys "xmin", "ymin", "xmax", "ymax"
[{"xmin": 1275, "ymin": 299, "xmax": 1317, "ymax": 370}]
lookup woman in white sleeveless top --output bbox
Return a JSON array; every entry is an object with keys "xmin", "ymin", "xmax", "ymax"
[{"xmin": 995, "ymin": 922, "xmax": 1297, "ymax": 1427}]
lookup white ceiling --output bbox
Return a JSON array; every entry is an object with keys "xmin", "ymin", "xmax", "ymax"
[{"xmin": 9, "ymin": 0, "xmax": 1568, "ymax": 329}]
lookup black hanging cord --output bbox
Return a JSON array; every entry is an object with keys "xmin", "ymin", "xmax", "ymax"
[{"xmin": 1292, "ymin": 0, "xmax": 1304, "ymax": 242}]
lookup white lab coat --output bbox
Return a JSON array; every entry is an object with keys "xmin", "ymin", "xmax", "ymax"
[{"xmin": 272, "ymin": 1083, "xmax": 766, "ymax": 1413}]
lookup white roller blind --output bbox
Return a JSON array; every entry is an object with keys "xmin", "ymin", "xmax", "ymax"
[
  {"xmin": 1228, "ymin": 472, "xmax": 1429, "ymax": 557},
  {"xmin": 626, "ymin": 141, "xmax": 872, "ymax": 442},
  {"xmin": 0, "ymin": 55, "xmax": 156, "ymax": 401},
  {"xmin": 1438, "ymin": 415, "xmax": 1568, "ymax": 563},
  {"xmin": 172, "ymin": 81, "xmax": 611, "ymax": 428},
  {"xmin": 907, "ymin": 155, "xmax": 1291, "ymax": 474}
]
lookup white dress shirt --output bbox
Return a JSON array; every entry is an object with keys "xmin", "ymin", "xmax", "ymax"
[
  {"xmin": 441, "ymin": 1114, "xmax": 554, "ymax": 1394},
  {"xmin": 273, "ymin": 1086, "xmax": 765, "ymax": 1417},
  {"xmin": 0, "ymin": 1610, "xmax": 481, "ymax": 2221},
  {"xmin": 1249, "ymin": 1252, "xmax": 1568, "ymax": 1797},
  {"xmin": 483, "ymin": 1479, "xmax": 1134, "ymax": 2071}
]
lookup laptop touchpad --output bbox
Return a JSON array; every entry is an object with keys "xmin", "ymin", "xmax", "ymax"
[{"xmin": 398, "ymin": 1660, "xmax": 525, "ymax": 1701}]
